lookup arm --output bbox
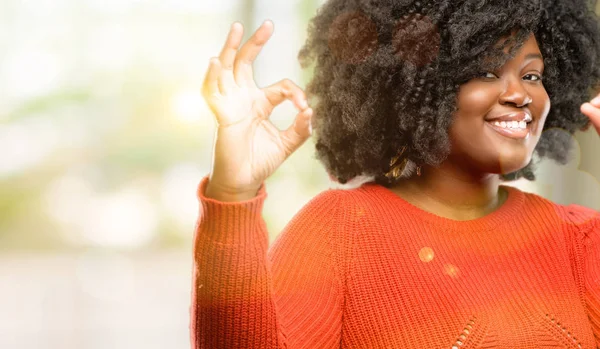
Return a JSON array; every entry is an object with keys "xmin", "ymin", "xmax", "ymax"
[
  {"xmin": 581, "ymin": 215, "xmax": 600, "ymax": 347},
  {"xmin": 563, "ymin": 205, "xmax": 600, "ymax": 347},
  {"xmin": 191, "ymin": 176, "xmax": 345, "ymax": 348}
]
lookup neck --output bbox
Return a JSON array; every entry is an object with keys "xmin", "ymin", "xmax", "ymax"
[{"xmin": 391, "ymin": 163, "xmax": 506, "ymax": 221}]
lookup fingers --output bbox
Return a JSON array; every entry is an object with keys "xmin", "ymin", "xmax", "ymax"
[
  {"xmin": 581, "ymin": 95, "xmax": 600, "ymax": 135},
  {"xmin": 262, "ymin": 79, "xmax": 309, "ymax": 114},
  {"xmin": 218, "ymin": 22, "xmax": 244, "ymax": 93},
  {"xmin": 201, "ymin": 58, "xmax": 221, "ymax": 99},
  {"xmin": 280, "ymin": 107, "xmax": 314, "ymax": 155},
  {"xmin": 591, "ymin": 94, "xmax": 600, "ymax": 107},
  {"xmin": 262, "ymin": 78, "xmax": 312, "ymax": 156},
  {"xmin": 234, "ymin": 20, "xmax": 274, "ymax": 88}
]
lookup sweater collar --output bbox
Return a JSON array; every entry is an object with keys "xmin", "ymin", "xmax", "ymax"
[{"xmin": 363, "ymin": 182, "xmax": 525, "ymax": 232}]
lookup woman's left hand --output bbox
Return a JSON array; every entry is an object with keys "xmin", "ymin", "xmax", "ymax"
[{"xmin": 581, "ymin": 92, "xmax": 600, "ymax": 135}]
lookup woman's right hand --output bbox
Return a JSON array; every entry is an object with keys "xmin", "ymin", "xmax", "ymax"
[{"xmin": 202, "ymin": 21, "xmax": 313, "ymax": 202}]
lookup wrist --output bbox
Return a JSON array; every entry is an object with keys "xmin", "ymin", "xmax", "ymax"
[{"xmin": 205, "ymin": 182, "xmax": 260, "ymax": 202}]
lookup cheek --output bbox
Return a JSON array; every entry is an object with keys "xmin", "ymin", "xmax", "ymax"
[
  {"xmin": 459, "ymin": 88, "xmax": 497, "ymax": 111},
  {"xmin": 452, "ymin": 86, "xmax": 496, "ymax": 143},
  {"xmin": 457, "ymin": 85, "xmax": 496, "ymax": 114},
  {"xmin": 531, "ymin": 91, "xmax": 551, "ymax": 134}
]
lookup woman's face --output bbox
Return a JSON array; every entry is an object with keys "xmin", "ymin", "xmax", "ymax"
[{"xmin": 448, "ymin": 34, "xmax": 551, "ymax": 176}]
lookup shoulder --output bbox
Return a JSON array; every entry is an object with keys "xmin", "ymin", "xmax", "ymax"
[
  {"xmin": 312, "ymin": 175, "xmax": 389, "ymax": 206},
  {"xmin": 508, "ymin": 185, "xmax": 600, "ymax": 229},
  {"xmin": 559, "ymin": 204, "xmax": 600, "ymax": 230},
  {"xmin": 293, "ymin": 177, "xmax": 397, "ymax": 233},
  {"xmin": 542, "ymin": 194, "xmax": 600, "ymax": 231},
  {"xmin": 506, "ymin": 186, "xmax": 600, "ymax": 234},
  {"xmin": 288, "ymin": 180, "xmax": 368, "ymax": 225},
  {"xmin": 269, "ymin": 179, "xmax": 381, "ymax": 264},
  {"xmin": 507, "ymin": 182, "xmax": 600, "ymax": 218},
  {"xmin": 328, "ymin": 176, "xmax": 400, "ymax": 215}
]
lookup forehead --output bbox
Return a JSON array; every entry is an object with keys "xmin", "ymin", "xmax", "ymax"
[
  {"xmin": 509, "ymin": 35, "xmax": 544, "ymax": 65},
  {"xmin": 487, "ymin": 34, "xmax": 543, "ymax": 69},
  {"xmin": 503, "ymin": 34, "xmax": 542, "ymax": 57},
  {"xmin": 520, "ymin": 35, "xmax": 542, "ymax": 54}
]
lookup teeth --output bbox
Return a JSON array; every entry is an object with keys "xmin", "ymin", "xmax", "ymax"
[{"xmin": 491, "ymin": 120, "xmax": 528, "ymax": 130}]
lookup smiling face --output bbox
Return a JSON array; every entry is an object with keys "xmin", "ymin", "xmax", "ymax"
[{"xmin": 447, "ymin": 34, "xmax": 551, "ymax": 176}]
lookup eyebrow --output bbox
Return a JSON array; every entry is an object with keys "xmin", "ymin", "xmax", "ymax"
[{"xmin": 525, "ymin": 53, "xmax": 544, "ymax": 61}]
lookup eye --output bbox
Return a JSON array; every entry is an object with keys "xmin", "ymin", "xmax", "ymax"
[
  {"xmin": 479, "ymin": 72, "xmax": 498, "ymax": 79},
  {"xmin": 524, "ymin": 73, "xmax": 543, "ymax": 82}
]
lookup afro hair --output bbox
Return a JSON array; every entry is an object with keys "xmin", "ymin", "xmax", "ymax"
[{"xmin": 298, "ymin": 0, "xmax": 600, "ymax": 186}]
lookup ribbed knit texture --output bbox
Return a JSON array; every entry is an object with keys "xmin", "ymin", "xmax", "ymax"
[{"xmin": 191, "ymin": 175, "xmax": 600, "ymax": 348}]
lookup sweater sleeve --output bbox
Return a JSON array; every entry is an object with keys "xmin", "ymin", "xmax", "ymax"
[
  {"xmin": 563, "ymin": 204, "xmax": 600, "ymax": 348},
  {"xmin": 190, "ymin": 175, "xmax": 346, "ymax": 349}
]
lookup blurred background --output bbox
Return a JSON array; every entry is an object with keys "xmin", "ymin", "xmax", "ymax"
[{"xmin": 0, "ymin": 0, "xmax": 599, "ymax": 348}]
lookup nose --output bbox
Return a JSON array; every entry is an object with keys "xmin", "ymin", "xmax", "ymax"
[{"xmin": 499, "ymin": 78, "xmax": 532, "ymax": 108}]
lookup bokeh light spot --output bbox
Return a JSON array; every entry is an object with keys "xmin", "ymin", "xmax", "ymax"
[
  {"xmin": 443, "ymin": 263, "xmax": 460, "ymax": 278},
  {"xmin": 172, "ymin": 88, "xmax": 208, "ymax": 123},
  {"xmin": 418, "ymin": 246, "xmax": 435, "ymax": 263}
]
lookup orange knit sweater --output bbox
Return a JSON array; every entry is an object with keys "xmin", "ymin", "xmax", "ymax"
[{"xmin": 191, "ymin": 175, "xmax": 600, "ymax": 348}]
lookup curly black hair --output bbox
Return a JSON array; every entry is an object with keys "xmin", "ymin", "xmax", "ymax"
[{"xmin": 298, "ymin": 0, "xmax": 600, "ymax": 186}]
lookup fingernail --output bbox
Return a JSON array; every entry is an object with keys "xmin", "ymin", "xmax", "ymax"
[
  {"xmin": 592, "ymin": 97, "xmax": 600, "ymax": 106},
  {"xmin": 300, "ymin": 100, "xmax": 308, "ymax": 109}
]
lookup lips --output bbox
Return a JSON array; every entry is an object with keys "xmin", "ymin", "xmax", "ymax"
[
  {"xmin": 485, "ymin": 111, "xmax": 533, "ymax": 123},
  {"xmin": 485, "ymin": 121, "xmax": 531, "ymax": 140}
]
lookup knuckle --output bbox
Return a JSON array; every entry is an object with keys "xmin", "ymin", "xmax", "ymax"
[
  {"xmin": 286, "ymin": 79, "xmax": 298, "ymax": 89},
  {"xmin": 234, "ymin": 59, "xmax": 248, "ymax": 70},
  {"xmin": 286, "ymin": 79, "xmax": 298, "ymax": 90},
  {"xmin": 281, "ymin": 80, "xmax": 299, "ymax": 95}
]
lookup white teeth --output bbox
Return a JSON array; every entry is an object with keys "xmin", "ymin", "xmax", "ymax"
[{"xmin": 490, "ymin": 120, "xmax": 528, "ymax": 130}]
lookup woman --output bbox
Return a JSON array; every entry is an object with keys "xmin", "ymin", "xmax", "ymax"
[{"xmin": 193, "ymin": 0, "xmax": 600, "ymax": 347}]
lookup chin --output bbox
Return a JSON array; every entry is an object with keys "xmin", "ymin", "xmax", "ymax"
[{"xmin": 492, "ymin": 149, "xmax": 533, "ymax": 175}]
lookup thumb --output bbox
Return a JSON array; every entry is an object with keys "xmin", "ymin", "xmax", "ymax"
[
  {"xmin": 279, "ymin": 107, "xmax": 313, "ymax": 156},
  {"xmin": 262, "ymin": 79, "xmax": 308, "ymax": 116},
  {"xmin": 581, "ymin": 102, "xmax": 600, "ymax": 135}
]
